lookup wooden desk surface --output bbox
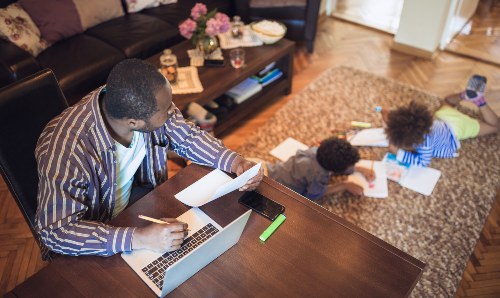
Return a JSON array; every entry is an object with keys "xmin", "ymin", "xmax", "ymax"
[{"xmin": 9, "ymin": 164, "xmax": 425, "ymax": 297}]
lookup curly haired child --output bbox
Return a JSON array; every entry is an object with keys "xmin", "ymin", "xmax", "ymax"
[
  {"xmin": 382, "ymin": 75, "xmax": 499, "ymax": 167},
  {"xmin": 264, "ymin": 137, "xmax": 375, "ymax": 200}
]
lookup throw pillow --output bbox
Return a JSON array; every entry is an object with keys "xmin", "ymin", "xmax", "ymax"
[
  {"xmin": 126, "ymin": 0, "xmax": 177, "ymax": 13},
  {"xmin": 0, "ymin": 3, "xmax": 50, "ymax": 56},
  {"xmin": 72, "ymin": 0, "xmax": 124, "ymax": 30},
  {"xmin": 19, "ymin": 0, "xmax": 83, "ymax": 44}
]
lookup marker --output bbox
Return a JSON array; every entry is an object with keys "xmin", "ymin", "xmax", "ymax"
[
  {"xmin": 351, "ymin": 121, "xmax": 371, "ymax": 128},
  {"xmin": 259, "ymin": 214, "xmax": 286, "ymax": 242}
]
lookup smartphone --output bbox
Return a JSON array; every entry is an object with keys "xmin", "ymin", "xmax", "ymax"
[
  {"xmin": 204, "ymin": 59, "xmax": 225, "ymax": 67},
  {"xmin": 239, "ymin": 191, "xmax": 285, "ymax": 221}
]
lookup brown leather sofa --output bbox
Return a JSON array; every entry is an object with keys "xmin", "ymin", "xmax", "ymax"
[{"xmin": 0, "ymin": 0, "xmax": 233, "ymax": 105}]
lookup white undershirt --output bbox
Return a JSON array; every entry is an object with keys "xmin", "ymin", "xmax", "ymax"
[{"xmin": 113, "ymin": 131, "xmax": 146, "ymax": 217}]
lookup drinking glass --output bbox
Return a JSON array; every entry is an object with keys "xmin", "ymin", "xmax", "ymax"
[{"xmin": 229, "ymin": 48, "xmax": 245, "ymax": 69}]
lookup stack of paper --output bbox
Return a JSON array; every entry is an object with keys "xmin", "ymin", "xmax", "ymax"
[
  {"xmin": 226, "ymin": 78, "xmax": 262, "ymax": 104},
  {"xmin": 348, "ymin": 128, "xmax": 389, "ymax": 147},
  {"xmin": 269, "ymin": 137, "xmax": 309, "ymax": 162}
]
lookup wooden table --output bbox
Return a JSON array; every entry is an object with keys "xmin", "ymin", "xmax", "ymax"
[
  {"xmin": 8, "ymin": 165, "xmax": 425, "ymax": 297},
  {"xmin": 147, "ymin": 39, "xmax": 294, "ymax": 136}
]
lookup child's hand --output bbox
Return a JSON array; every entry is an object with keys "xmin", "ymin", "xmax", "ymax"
[
  {"xmin": 341, "ymin": 181, "xmax": 364, "ymax": 196},
  {"xmin": 360, "ymin": 167, "xmax": 376, "ymax": 182},
  {"xmin": 380, "ymin": 105, "xmax": 391, "ymax": 123}
]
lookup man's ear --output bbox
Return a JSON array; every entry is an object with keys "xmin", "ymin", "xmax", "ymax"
[{"xmin": 126, "ymin": 118, "xmax": 145, "ymax": 129}]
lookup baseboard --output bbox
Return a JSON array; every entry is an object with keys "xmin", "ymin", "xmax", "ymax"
[{"xmin": 391, "ymin": 41, "xmax": 438, "ymax": 59}]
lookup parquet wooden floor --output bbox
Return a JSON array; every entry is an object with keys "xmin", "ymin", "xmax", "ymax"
[
  {"xmin": 1, "ymin": 14, "xmax": 499, "ymax": 296},
  {"xmin": 446, "ymin": 0, "xmax": 500, "ymax": 66}
]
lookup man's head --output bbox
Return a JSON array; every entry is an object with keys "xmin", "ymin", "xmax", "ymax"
[
  {"xmin": 103, "ymin": 58, "xmax": 173, "ymax": 132},
  {"xmin": 385, "ymin": 101, "xmax": 433, "ymax": 150},
  {"xmin": 316, "ymin": 137, "xmax": 360, "ymax": 174}
]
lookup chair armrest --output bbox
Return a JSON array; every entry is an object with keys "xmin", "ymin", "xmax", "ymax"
[{"xmin": 0, "ymin": 39, "xmax": 41, "ymax": 88}]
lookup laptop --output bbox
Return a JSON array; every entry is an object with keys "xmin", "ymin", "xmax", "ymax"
[{"xmin": 121, "ymin": 207, "xmax": 252, "ymax": 297}]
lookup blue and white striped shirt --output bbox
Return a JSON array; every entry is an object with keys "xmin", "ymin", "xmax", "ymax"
[
  {"xmin": 35, "ymin": 86, "xmax": 238, "ymax": 257},
  {"xmin": 396, "ymin": 120, "xmax": 460, "ymax": 167}
]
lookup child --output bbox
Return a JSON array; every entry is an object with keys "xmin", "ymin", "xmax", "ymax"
[
  {"xmin": 265, "ymin": 137, "xmax": 375, "ymax": 200},
  {"xmin": 382, "ymin": 75, "xmax": 499, "ymax": 167}
]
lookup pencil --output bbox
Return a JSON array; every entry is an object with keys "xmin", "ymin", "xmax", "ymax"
[{"xmin": 138, "ymin": 215, "xmax": 191, "ymax": 231}]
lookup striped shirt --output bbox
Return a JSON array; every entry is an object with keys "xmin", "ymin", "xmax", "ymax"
[
  {"xmin": 35, "ymin": 86, "xmax": 238, "ymax": 257},
  {"xmin": 396, "ymin": 120, "xmax": 460, "ymax": 167}
]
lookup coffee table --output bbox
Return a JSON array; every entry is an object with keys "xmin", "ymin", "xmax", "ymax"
[{"xmin": 147, "ymin": 39, "xmax": 294, "ymax": 136}]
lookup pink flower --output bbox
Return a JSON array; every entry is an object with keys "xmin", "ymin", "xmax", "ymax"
[
  {"xmin": 205, "ymin": 18, "xmax": 220, "ymax": 37},
  {"xmin": 190, "ymin": 3, "xmax": 207, "ymax": 21},
  {"xmin": 215, "ymin": 13, "xmax": 230, "ymax": 33},
  {"xmin": 179, "ymin": 18, "xmax": 196, "ymax": 39}
]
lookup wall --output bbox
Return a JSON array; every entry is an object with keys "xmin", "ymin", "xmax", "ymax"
[{"xmin": 440, "ymin": 0, "xmax": 479, "ymax": 49}]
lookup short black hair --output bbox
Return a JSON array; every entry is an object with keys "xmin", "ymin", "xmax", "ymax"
[
  {"xmin": 104, "ymin": 58, "xmax": 167, "ymax": 121},
  {"xmin": 316, "ymin": 137, "xmax": 360, "ymax": 173},
  {"xmin": 385, "ymin": 101, "xmax": 433, "ymax": 149}
]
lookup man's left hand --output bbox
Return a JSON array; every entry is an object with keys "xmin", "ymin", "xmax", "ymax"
[{"xmin": 230, "ymin": 156, "xmax": 264, "ymax": 191}]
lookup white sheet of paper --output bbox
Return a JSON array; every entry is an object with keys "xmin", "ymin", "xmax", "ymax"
[
  {"xmin": 270, "ymin": 137, "xmax": 309, "ymax": 162},
  {"xmin": 399, "ymin": 166, "xmax": 441, "ymax": 196},
  {"xmin": 175, "ymin": 163, "xmax": 261, "ymax": 207},
  {"xmin": 348, "ymin": 160, "xmax": 388, "ymax": 198},
  {"xmin": 349, "ymin": 128, "xmax": 389, "ymax": 147}
]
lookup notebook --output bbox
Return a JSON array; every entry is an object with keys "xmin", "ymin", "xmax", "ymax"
[
  {"xmin": 383, "ymin": 153, "xmax": 441, "ymax": 196},
  {"xmin": 348, "ymin": 128, "xmax": 389, "ymax": 147},
  {"xmin": 122, "ymin": 208, "xmax": 252, "ymax": 297},
  {"xmin": 347, "ymin": 160, "xmax": 388, "ymax": 198}
]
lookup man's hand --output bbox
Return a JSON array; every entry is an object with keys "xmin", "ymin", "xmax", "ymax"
[
  {"xmin": 132, "ymin": 219, "xmax": 188, "ymax": 252},
  {"xmin": 230, "ymin": 156, "xmax": 264, "ymax": 191}
]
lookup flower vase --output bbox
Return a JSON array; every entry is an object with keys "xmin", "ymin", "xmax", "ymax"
[{"xmin": 196, "ymin": 35, "xmax": 219, "ymax": 57}]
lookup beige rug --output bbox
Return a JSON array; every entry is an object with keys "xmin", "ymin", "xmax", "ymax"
[{"xmin": 237, "ymin": 66, "xmax": 500, "ymax": 297}]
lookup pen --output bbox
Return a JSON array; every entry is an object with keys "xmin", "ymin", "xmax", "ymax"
[
  {"xmin": 138, "ymin": 215, "xmax": 191, "ymax": 231},
  {"xmin": 259, "ymin": 214, "xmax": 286, "ymax": 242}
]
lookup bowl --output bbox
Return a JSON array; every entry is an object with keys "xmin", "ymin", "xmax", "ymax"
[{"xmin": 249, "ymin": 20, "xmax": 287, "ymax": 44}]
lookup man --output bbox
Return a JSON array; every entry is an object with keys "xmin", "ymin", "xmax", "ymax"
[{"xmin": 35, "ymin": 59, "xmax": 263, "ymax": 257}]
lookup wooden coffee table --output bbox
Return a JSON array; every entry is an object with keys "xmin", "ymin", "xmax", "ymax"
[{"xmin": 147, "ymin": 39, "xmax": 294, "ymax": 136}]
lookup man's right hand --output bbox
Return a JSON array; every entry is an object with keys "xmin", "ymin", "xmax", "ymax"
[{"xmin": 132, "ymin": 219, "xmax": 188, "ymax": 252}]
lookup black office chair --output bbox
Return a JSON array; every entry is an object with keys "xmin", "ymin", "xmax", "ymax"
[
  {"xmin": 235, "ymin": 0, "xmax": 322, "ymax": 53},
  {"xmin": 0, "ymin": 69, "xmax": 68, "ymax": 259}
]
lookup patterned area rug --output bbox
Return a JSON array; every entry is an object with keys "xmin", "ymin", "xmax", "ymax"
[{"xmin": 237, "ymin": 66, "xmax": 500, "ymax": 297}]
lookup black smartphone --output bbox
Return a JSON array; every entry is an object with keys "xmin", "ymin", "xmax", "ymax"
[
  {"xmin": 239, "ymin": 191, "xmax": 285, "ymax": 221},
  {"xmin": 204, "ymin": 59, "xmax": 225, "ymax": 67}
]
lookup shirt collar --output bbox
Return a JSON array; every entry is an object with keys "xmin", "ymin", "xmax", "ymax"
[{"xmin": 89, "ymin": 85, "xmax": 115, "ymax": 152}]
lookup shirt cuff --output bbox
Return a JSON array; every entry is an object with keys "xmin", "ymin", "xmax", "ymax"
[
  {"xmin": 217, "ymin": 149, "xmax": 239, "ymax": 173},
  {"xmin": 107, "ymin": 226, "xmax": 135, "ymax": 254},
  {"xmin": 396, "ymin": 149, "xmax": 406, "ymax": 163}
]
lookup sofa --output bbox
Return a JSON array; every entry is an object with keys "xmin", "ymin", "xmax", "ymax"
[{"xmin": 0, "ymin": 0, "xmax": 233, "ymax": 105}]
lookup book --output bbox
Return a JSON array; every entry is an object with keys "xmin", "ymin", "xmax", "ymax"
[
  {"xmin": 261, "ymin": 70, "xmax": 283, "ymax": 87},
  {"xmin": 348, "ymin": 128, "xmax": 389, "ymax": 147},
  {"xmin": 383, "ymin": 153, "xmax": 441, "ymax": 196},
  {"xmin": 226, "ymin": 77, "xmax": 262, "ymax": 104},
  {"xmin": 270, "ymin": 137, "xmax": 309, "ymax": 162},
  {"xmin": 347, "ymin": 160, "xmax": 388, "ymax": 199}
]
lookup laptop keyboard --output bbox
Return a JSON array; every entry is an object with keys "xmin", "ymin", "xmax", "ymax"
[{"xmin": 141, "ymin": 223, "xmax": 220, "ymax": 289}]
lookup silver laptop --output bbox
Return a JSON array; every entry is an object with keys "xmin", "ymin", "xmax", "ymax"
[{"xmin": 122, "ymin": 207, "xmax": 251, "ymax": 297}]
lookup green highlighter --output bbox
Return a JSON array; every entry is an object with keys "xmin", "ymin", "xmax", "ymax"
[{"xmin": 259, "ymin": 214, "xmax": 286, "ymax": 242}]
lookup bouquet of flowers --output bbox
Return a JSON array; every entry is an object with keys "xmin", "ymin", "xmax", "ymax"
[{"xmin": 179, "ymin": 3, "xmax": 230, "ymax": 46}]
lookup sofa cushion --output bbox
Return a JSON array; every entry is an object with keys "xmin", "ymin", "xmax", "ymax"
[
  {"xmin": 73, "ymin": 0, "xmax": 124, "ymax": 30},
  {"xmin": 37, "ymin": 35, "xmax": 125, "ymax": 95},
  {"xmin": 19, "ymin": 0, "xmax": 83, "ymax": 44},
  {"xmin": 86, "ymin": 13, "xmax": 181, "ymax": 58},
  {"xmin": 124, "ymin": 0, "xmax": 177, "ymax": 13},
  {"xmin": 141, "ymin": 0, "xmax": 232, "ymax": 27},
  {"xmin": 0, "ymin": 3, "xmax": 50, "ymax": 56}
]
